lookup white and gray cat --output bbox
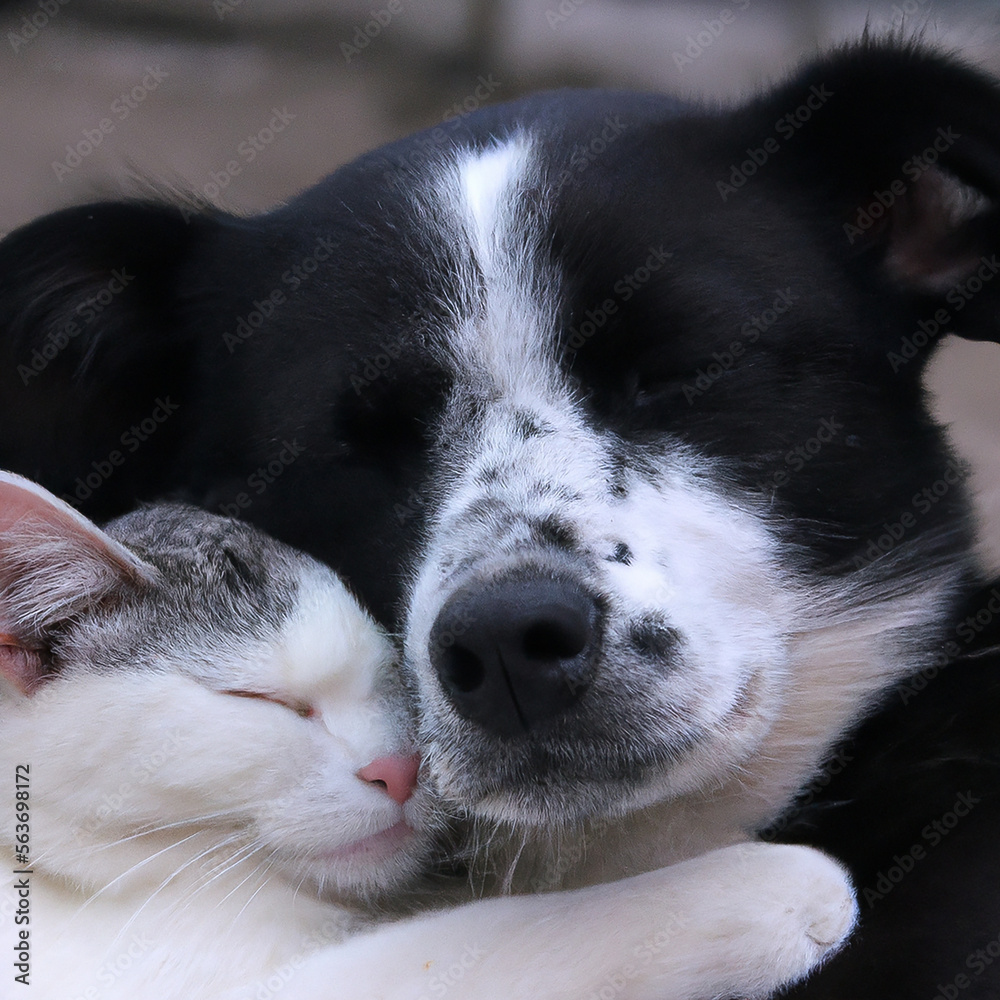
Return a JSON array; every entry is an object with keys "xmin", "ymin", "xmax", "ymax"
[{"xmin": 0, "ymin": 471, "xmax": 856, "ymax": 1000}]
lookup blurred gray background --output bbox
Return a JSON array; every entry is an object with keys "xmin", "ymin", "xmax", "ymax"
[{"xmin": 3, "ymin": 0, "xmax": 1000, "ymax": 568}]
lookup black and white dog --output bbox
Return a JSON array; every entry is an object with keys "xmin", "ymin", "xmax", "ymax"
[{"xmin": 2, "ymin": 38, "xmax": 1000, "ymax": 998}]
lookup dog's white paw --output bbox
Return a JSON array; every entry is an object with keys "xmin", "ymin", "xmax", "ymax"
[
  {"xmin": 703, "ymin": 842, "xmax": 858, "ymax": 998},
  {"xmin": 618, "ymin": 842, "xmax": 857, "ymax": 1000}
]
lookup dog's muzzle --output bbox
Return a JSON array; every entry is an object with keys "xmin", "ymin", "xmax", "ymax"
[{"xmin": 428, "ymin": 571, "xmax": 601, "ymax": 736}]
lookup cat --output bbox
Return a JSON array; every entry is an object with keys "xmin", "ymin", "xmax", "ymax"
[{"xmin": 0, "ymin": 471, "xmax": 856, "ymax": 1000}]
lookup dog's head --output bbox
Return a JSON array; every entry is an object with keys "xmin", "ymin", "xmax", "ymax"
[{"xmin": 2, "ymin": 41, "xmax": 1000, "ymax": 831}]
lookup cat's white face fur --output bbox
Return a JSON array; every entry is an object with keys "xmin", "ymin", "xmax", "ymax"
[{"xmin": 0, "ymin": 473, "xmax": 444, "ymax": 904}]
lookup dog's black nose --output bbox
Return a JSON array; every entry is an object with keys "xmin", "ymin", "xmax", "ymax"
[{"xmin": 429, "ymin": 574, "xmax": 599, "ymax": 735}]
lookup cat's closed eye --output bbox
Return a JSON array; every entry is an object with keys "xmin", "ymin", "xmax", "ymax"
[{"xmin": 221, "ymin": 688, "xmax": 317, "ymax": 719}]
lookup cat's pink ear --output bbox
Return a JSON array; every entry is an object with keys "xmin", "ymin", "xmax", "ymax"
[{"xmin": 0, "ymin": 471, "xmax": 157, "ymax": 695}]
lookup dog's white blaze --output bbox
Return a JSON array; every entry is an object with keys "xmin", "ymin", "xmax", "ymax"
[
  {"xmin": 437, "ymin": 137, "xmax": 563, "ymax": 401},
  {"xmin": 457, "ymin": 141, "xmax": 528, "ymax": 270}
]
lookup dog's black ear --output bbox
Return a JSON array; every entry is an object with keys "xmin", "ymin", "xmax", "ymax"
[
  {"xmin": 738, "ymin": 39, "xmax": 1000, "ymax": 345},
  {"xmin": 0, "ymin": 201, "xmax": 211, "ymax": 518}
]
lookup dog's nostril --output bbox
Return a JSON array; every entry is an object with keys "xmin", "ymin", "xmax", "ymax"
[
  {"xmin": 440, "ymin": 645, "xmax": 485, "ymax": 693},
  {"xmin": 429, "ymin": 573, "xmax": 600, "ymax": 736},
  {"xmin": 522, "ymin": 620, "xmax": 586, "ymax": 661}
]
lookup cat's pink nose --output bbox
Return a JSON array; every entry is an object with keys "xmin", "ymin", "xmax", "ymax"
[{"xmin": 357, "ymin": 754, "xmax": 420, "ymax": 805}]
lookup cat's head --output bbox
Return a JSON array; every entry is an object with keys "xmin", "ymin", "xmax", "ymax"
[{"xmin": 0, "ymin": 471, "xmax": 445, "ymax": 903}]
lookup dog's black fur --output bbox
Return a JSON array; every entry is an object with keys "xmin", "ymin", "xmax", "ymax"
[{"xmin": 2, "ymin": 39, "xmax": 1000, "ymax": 997}]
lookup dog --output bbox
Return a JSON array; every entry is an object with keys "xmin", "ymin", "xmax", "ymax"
[{"xmin": 1, "ymin": 37, "xmax": 1000, "ymax": 997}]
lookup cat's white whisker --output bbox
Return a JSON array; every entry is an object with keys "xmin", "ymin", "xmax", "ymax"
[
  {"xmin": 187, "ymin": 838, "xmax": 269, "ymax": 909},
  {"xmin": 82, "ymin": 831, "xmax": 207, "ymax": 905},
  {"xmin": 80, "ymin": 808, "xmax": 251, "ymax": 855},
  {"xmin": 110, "ymin": 832, "xmax": 249, "ymax": 946},
  {"xmin": 230, "ymin": 856, "xmax": 279, "ymax": 926}
]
